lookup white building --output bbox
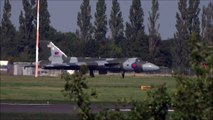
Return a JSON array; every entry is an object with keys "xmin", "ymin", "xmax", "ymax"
[
  {"xmin": 0, "ymin": 60, "xmax": 9, "ymax": 72},
  {"xmin": 10, "ymin": 62, "xmax": 62, "ymax": 77}
]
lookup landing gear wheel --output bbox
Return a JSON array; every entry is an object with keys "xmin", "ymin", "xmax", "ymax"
[
  {"xmin": 121, "ymin": 71, "xmax": 125, "ymax": 78},
  {"xmin": 90, "ymin": 70, "xmax": 95, "ymax": 77}
]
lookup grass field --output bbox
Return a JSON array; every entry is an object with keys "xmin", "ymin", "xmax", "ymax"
[{"xmin": 0, "ymin": 74, "xmax": 176, "ymax": 103}]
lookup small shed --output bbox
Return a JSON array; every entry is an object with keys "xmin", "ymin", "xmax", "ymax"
[
  {"xmin": 9, "ymin": 62, "xmax": 62, "ymax": 77},
  {"xmin": 0, "ymin": 60, "xmax": 9, "ymax": 72}
]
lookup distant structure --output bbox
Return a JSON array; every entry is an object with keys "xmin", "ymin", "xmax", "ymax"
[
  {"xmin": 7, "ymin": 62, "xmax": 62, "ymax": 77},
  {"xmin": 0, "ymin": 60, "xmax": 9, "ymax": 72}
]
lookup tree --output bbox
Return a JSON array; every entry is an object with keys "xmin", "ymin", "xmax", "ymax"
[
  {"xmin": 187, "ymin": 0, "xmax": 200, "ymax": 35},
  {"xmin": 58, "ymin": 32, "xmax": 82, "ymax": 57},
  {"xmin": 19, "ymin": 0, "xmax": 36, "ymax": 41},
  {"xmin": 173, "ymin": 0, "xmax": 188, "ymax": 73},
  {"xmin": 201, "ymin": 1, "xmax": 213, "ymax": 45},
  {"xmin": 0, "ymin": 26, "xmax": 2, "ymax": 52},
  {"xmin": 108, "ymin": 0, "xmax": 124, "ymax": 57},
  {"xmin": 173, "ymin": 0, "xmax": 200, "ymax": 73},
  {"xmin": 1, "ymin": 0, "xmax": 16, "ymax": 60},
  {"xmin": 62, "ymin": 66, "xmax": 96, "ymax": 120},
  {"xmin": 155, "ymin": 39, "xmax": 174, "ymax": 68},
  {"xmin": 109, "ymin": 0, "xmax": 124, "ymax": 47},
  {"xmin": 17, "ymin": 0, "xmax": 36, "ymax": 61},
  {"xmin": 125, "ymin": 0, "xmax": 148, "ymax": 59},
  {"xmin": 94, "ymin": 0, "xmax": 107, "ymax": 57},
  {"xmin": 148, "ymin": 0, "xmax": 160, "ymax": 56},
  {"xmin": 172, "ymin": 32, "xmax": 213, "ymax": 120},
  {"xmin": 39, "ymin": 0, "xmax": 52, "ymax": 40},
  {"xmin": 128, "ymin": 84, "xmax": 171, "ymax": 120},
  {"xmin": 77, "ymin": 0, "xmax": 93, "ymax": 42},
  {"xmin": 77, "ymin": 0, "xmax": 94, "ymax": 57},
  {"xmin": 83, "ymin": 39, "xmax": 100, "ymax": 57},
  {"xmin": 148, "ymin": 84, "xmax": 171, "ymax": 120}
]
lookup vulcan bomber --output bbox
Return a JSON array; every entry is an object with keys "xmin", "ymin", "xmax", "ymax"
[{"xmin": 38, "ymin": 41, "xmax": 160, "ymax": 78}]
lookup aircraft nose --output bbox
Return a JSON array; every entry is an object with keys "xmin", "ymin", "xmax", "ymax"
[{"xmin": 142, "ymin": 63, "xmax": 160, "ymax": 71}]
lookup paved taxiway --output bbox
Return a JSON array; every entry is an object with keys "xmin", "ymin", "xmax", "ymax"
[{"xmin": 0, "ymin": 103, "xmax": 132, "ymax": 114}]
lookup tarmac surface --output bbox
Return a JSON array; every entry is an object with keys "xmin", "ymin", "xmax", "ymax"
[
  {"xmin": 0, "ymin": 103, "xmax": 131, "ymax": 114},
  {"xmin": 1, "ymin": 103, "xmax": 75, "ymax": 114}
]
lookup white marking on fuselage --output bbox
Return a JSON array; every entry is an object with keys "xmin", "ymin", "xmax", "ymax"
[
  {"xmin": 76, "ymin": 62, "xmax": 87, "ymax": 66},
  {"xmin": 96, "ymin": 61, "xmax": 107, "ymax": 66},
  {"xmin": 122, "ymin": 58, "xmax": 137, "ymax": 71},
  {"xmin": 106, "ymin": 58, "xmax": 115, "ymax": 61},
  {"xmin": 70, "ymin": 57, "xmax": 78, "ymax": 63}
]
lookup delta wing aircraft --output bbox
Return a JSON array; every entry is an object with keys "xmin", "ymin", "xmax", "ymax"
[{"xmin": 38, "ymin": 41, "xmax": 160, "ymax": 78}]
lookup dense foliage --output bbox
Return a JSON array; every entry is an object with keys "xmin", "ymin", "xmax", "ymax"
[
  {"xmin": 201, "ymin": 2, "xmax": 213, "ymax": 45},
  {"xmin": 172, "ymin": 32, "xmax": 213, "ymax": 120},
  {"xmin": 148, "ymin": 0, "xmax": 160, "ymax": 56},
  {"xmin": 76, "ymin": 0, "xmax": 94, "ymax": 57},
  {"xmin": 94, "ymin": 0, "xmax": 108, "ymax": 57},
  {"xmin": 62, "ymin": 66, "xmax": 96, "ymax": 120},
  {"xmin": 17, "ymin": 0, "xmax": 36, "ymax": 61},
  {"xmin": 173, "ymin": 0, "xmax": 201, "ymax": 74},
  {"xmin": 125, "ymin": 0, "xmax": 147, "ymax": 59},
  {"xmin": 107, "ymin": 0, "xmax": 124, "ymax": 57},
  {"xmin": 1, "ymin": 0, "xmax": 16, "ymax": 61}
]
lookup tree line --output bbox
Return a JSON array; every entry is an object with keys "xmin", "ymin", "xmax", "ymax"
[{"xmin": 1, "ymin": 0, "xmax": 212, "ymax": 72}]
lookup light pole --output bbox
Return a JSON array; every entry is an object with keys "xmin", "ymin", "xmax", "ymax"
[{"xmin": 35, "ymin": 0, "xmax": 40, "ymax": 78}]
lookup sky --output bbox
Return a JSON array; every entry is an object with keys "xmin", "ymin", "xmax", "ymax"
[{"xmin": 0, "ymin": 0, "xmax": 211, "ymax": 39}]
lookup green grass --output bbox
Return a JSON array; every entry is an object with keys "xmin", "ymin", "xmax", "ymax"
[
  {"xmin": 0, "ymin": 74, "xmax": 176, "ymax": 103},
  {"xmin": 1, "ymin": 113, "xmax": 79, "ymax": 120}
]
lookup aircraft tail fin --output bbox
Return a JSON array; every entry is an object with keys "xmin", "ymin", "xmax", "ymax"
[{"xmin": 39, "ymin": 41, "xmax": 68, "ymax": 64}]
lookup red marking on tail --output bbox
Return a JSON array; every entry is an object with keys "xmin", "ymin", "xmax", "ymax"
[{"xmin": 54, "ymin": 51, "xmax": 60, "ymax": 57}]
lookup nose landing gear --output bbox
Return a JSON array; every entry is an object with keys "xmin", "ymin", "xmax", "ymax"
[{"xmin": 121, "ymin": 71, "xmax": 125, "ymax": 78}]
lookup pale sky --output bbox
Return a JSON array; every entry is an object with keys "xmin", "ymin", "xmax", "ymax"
[{"xmin": 0, "ymin": 0, "xmax": 211, "ymax": 39}]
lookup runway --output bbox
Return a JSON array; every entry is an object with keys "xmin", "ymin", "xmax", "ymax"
[
  {"xmin": 1, "ymin": 103, "xmax": 75, "ymax": 114},
  {"xmin": 0, "ymin": 103, "xmax": 131, "ymax": 114},
  {"xmin": 1, "ymin": 103, "xmax": 174, "ymax": 114}
]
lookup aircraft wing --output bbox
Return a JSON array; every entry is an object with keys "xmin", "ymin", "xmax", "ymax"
[
  {"xmin": 42, "ymin": 62, "xmax": 99, "ymax": 70},
  {"xmin": 104, "ymin": 62, "xmax": 120, "ymax": 67},
  {"xmin": 41, "ymin": 60, "xmax": 122, "ymax": 70}
]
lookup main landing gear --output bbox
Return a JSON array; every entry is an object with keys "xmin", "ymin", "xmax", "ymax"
[{"xmin": 90, "ymin": 70, "xmax": 95, "ymax": 77}]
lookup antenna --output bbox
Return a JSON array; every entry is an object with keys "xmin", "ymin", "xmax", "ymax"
[{"xmin": 35, "ymin": 0, "xmax": 40, "ymax": 78}]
